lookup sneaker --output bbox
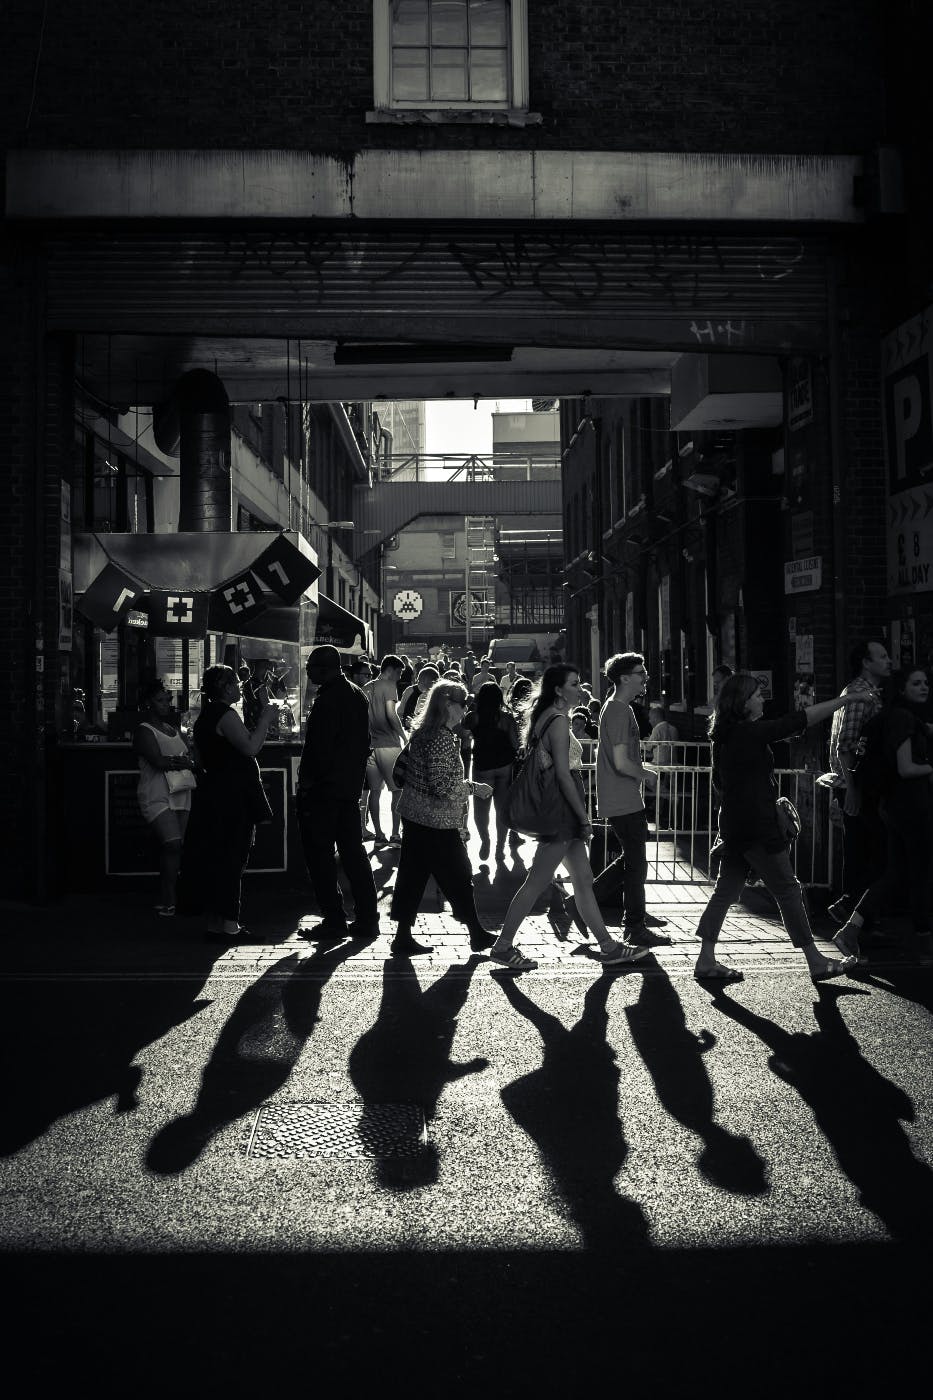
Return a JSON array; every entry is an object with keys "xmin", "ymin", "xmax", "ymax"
[
  {"xmin": 599, "ymin": 939, "xmax": 649, "ymax": 965},
  {"xmin": 643, "ymin": 913, "xmax": 669, "ymax": 929},
  {"xmin": 624, "ymin": 923, "xmax": 672, "ymax": 947},
  {"xmin": 827, "ymin": 896, "xmax": 853, "ymax": 926}
]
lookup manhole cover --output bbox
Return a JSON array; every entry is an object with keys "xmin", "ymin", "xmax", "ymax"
[{"xmin": 241, "ymin": 1101, "xmax": 427, "ymax": 1159}]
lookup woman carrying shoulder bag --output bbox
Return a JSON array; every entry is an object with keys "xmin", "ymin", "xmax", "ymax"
[
  {"xmin": 134, "ymin": 677, "xmax": 196, "ymax": 916},
  {"xmin": 489, "ymin": 665, "xmax": 650, "ymax": 972}
]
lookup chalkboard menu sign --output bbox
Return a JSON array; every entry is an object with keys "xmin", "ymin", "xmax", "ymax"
[
  {"xmin": 105, "ymin": 767, "xmax": 289, "ymax": 875},
  {"xmin": 105, "ymin": 771, "xmax": 161, "ymax": 875}
]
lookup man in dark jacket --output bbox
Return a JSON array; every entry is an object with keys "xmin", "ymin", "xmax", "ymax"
[{"xmin": 298, "ymin": 645, "xmax": 379, "ymax": 939}]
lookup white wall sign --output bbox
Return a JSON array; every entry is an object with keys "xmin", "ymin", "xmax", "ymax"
[
  {"xmin": 783, "ymin": 556, "xmax": 822, "ymax": 593},
  {"xmin": 392, "ymin": 588, "xmax": 424, "ymax": 620}
]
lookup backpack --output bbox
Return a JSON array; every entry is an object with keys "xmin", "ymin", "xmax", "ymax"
[{"xmin": 850, "ymin": 710, "xmax": 891, "ymax": 807}]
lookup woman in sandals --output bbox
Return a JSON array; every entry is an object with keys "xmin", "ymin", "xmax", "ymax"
[
  {"xmin": 390, "ymin": 679, "xmax": 498, "ymax": 957},
  {"xmin": 134, "ymin": 677, "xmax": 196, "ymax": 915},
  {"xmin": 462, "ymin": 680, "xmax": 521, "ymax": 861},
  {"xmin": 693, "ymin": 672, "xmax": 862, "ymax": 984},
  {"xmin": 490, "ymin": 665, "xmax": 649, "ymax": 972}
]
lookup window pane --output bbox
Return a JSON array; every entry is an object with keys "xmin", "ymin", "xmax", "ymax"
[
  {"xmin": 393, "ymin": 48, "xmax": 430, "ymax": 101},
  {"xmin": 470, "ymin": 0, "xmax": 508, "ymax": 46},
  {"xmin": 393, "ymin": 0, "xmax": 428, "ymax": 45},
  {"xmin": 432, "ymin": 0, "xmax": 468, "ymax": 45},
  {"xmin": 470, "ymin": 48, "xmax": 508, "ymax": 101},
  {"xmin": 432, "ymin": 48, "xmax": 468, "ymax": 100}
]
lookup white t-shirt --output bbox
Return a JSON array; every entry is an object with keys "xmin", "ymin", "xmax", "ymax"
[{"xmin": 595, "ymin": 700, "xmax": 644, "ymax": 817}]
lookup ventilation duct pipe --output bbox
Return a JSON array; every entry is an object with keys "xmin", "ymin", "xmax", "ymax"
[{"xmin": 175, "ymin": 369, "xmax": 232, "ymax": 531}]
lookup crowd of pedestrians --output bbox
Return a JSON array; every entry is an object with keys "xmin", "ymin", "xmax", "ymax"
[{"xmin": 137, "ymin": 637, "xmax": 933, "ymax": 980}]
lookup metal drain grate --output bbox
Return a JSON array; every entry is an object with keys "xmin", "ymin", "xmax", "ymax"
[{"xmin": 241, "ymin": 1101, "xmax": 427, "ymax": 1159}]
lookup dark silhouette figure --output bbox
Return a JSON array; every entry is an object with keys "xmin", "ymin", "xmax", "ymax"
[
  {"xmin": 348, "ymin": 956, "xmax": 488, "ymax": 1189},
  {"xmin": 146, "ymin": 941, "xmax": 357, "ymax": 1175},
  {"xmin": 708, "ymin": 983, "xmax": 933, "ymax": 1242},
  {"xmin": 625, "ymin": 974, "xmax": 768, "ymax": 1194},
  {"xmin": 0, "ymin": 980, "xmax": 213, "ymax": 1157},
  {"xmin": 495, "ymin": 974, "xmax": 650, "ymax": 1250}
]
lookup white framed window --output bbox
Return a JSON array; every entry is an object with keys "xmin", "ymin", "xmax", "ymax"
[{"xmin": 372, "ymin": 0, "xmax": 529, "ymax": 113}]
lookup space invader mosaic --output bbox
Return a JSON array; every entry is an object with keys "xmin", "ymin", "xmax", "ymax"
[{"xmin": 241, "ymin": 1101, "xmax": 427, "ymax": 1159}]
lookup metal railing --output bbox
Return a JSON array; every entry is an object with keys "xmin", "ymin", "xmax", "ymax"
[
  {"xmin": 380, "ymin": 452, "xmax": 561, "ymax": 483},
  {"xmin": 577, "ymin": 743, "xmax": 836, "ymax": 889}
]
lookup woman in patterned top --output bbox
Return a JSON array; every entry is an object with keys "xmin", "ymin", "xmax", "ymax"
[{"xmin": 390, "ymin": 680, "xmax": 497, "ymax": 957}]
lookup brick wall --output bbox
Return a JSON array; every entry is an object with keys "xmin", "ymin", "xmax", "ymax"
[{"xmin": 4, "ymin": 1, "xmax": 882, "ymax": 157}]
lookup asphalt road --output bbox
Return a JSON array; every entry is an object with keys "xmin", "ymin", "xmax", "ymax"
[{"xmin": 2, "ymin": 906, "xmax": 932, "ymax": 1395}]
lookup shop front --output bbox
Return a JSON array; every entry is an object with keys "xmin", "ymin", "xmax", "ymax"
[{"xmin": 62, "ymin": 527, "xmax": 369, "ymax": 893}]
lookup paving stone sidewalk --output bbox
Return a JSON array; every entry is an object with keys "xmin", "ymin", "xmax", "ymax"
[{"xmin": 0, "ymin": 881, "xmax": 920, "ymax": 981}]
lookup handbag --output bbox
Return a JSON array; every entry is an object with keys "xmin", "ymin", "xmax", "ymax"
[
  {"xmin": 165, "ymin": 766, "xmax": 197, "ymax": 794},
  {"xmin": 775, "ymin": 795, "xmax": 801, "ymax": 843},
  {"xmin": 391, "ymin": 746, "xmax": 410, "ymax": 788},
  {"xmin": 505, "ymin": 715, "xmax": 569, "ymax": 837}
]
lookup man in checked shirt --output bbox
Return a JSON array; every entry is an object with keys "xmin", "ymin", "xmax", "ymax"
[{"xmin": 823, "ymin": 639, "xmax": 892, "ymax": 925}]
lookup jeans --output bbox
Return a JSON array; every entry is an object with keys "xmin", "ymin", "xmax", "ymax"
[
  {"xmin": 696, "ymin": 843, "xmax": 813, "ymax": 949},
  {"xmin": 391, "ymin": 820, "xmax": 483, "ymax": 931},
  {"xmin": 591, "ymin": 810, "xmax": 648, "ymax": 929},
  {"xmin": 297, "ymin": 789, "xmax": 378, "ymax": 925}
]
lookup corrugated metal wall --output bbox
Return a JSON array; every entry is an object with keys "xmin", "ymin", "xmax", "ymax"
[{"xmin": 43, "ymin": 224, "xmax": 831, "ymax": 353}]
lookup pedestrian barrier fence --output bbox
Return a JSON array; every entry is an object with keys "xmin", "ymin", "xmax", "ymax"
[{"xmin": 579, "ymin": 742, "xmax": 836, "ymax": 889}]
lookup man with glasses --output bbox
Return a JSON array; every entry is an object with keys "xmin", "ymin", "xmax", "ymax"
[{"xmin": 589, "ymin": 652, "xmax": 668, "ymax": 943}]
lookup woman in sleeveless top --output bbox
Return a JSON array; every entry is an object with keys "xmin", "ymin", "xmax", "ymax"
[
  {"xmin": 190, "ymin": 664, "xmax": 275, "ymax": 943},
  {"xmin": 462, "ymin": 680, "xmax": 520, "ymax": 861},
  {"xmin": 134, "ymin": 678, "xmax": 196, "ymax": 915},
  {"xmin": 489, "ymin": 666, "xmax": 649, "ymax": 972}
]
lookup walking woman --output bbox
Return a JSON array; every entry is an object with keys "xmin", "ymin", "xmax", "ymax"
[
  {"xmin": 693, "ymin": 672, "xmax": 862, "ymax": 984},
  {"xmin": 463, "ymin": 680, "xmax": 521, "ymax": 860},
  {"xmin": 489, "ymin": 665, "xmax": 649, "ymax": 972},
  {"xmin": 190, "ymin": 664, "xmax": 275, "ymax": 943},
  {"xmin": 390, "ymin": 680, "xmax": 497, "ymax": 957},
  {"xmin": 134, "ymin": 678, "xmax": 196, "ymax": 914},
  {"xmin": 833, "ymin": 667, "xmax": 933, "ymax": 966}
]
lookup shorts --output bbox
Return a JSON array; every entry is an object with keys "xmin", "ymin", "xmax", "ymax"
[
  {"xmin": 138, "ymin": 789, "xmax": 192, "ymax": 826},
  {"xmin": 371, "ymin": 745, "xmax": 403, "ymax": 791}
]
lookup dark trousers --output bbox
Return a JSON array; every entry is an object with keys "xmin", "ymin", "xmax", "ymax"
[
  {"xmin": 205, "ymin": 807, "xmax": 254, "ymax": 923},
  {"xmin": 591, "ymin": 811, "xmax": 648, "ymax": 928},
  {"xmin": 697, "ymin": 843, "xmax": 812, "ymax": 949},
  {"xmin": 298, "ymin": 790, "xmax": 378, "ymax": 925},
  {"xmin": 842, "ymin": 797, "xmax": 887, "ymax": 899},
  {"xmin": 855, "ymin": 803, "xmax": 933, "ymax": 934},
  {"xmin": 391, "ymin": 820, "xmax": 482, "ymax": 931}
]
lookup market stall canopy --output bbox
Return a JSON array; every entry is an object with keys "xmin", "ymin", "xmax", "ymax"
[
  {"xmin": 73, "ymin": 530, "xmax": 321, "ymax": 643},
  {"xmin": 315, "ymin": 593, "xmax": 371, "ymax": 655}
]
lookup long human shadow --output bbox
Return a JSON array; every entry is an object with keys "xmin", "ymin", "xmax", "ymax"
[
  {"xmin": 707, "ymin": 984, "xmax": 933, "ymax": 1242},
  {"xmin": 625, "ymin": 975, "xmax": 768, "ymax": 1194},
  {"xmin": 347, "ymin": 955, "xmax": 488, "ymax": 1190},
  {"xmin": 146, "ymin": 940, "xmax": 357, "ymax": 1176},
  {"xmin": 0, "ymin": 978, "xmax": 213, "ymax": 1157},
  {"xmin": 495, "ymin": 974, "xmax": 651, "ymax": 1250}
]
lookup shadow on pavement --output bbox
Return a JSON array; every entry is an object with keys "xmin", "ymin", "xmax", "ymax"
[
  {"xmin": 348, "ymin": 954, "xmax": 487, "ymax": 1190},
  {"xmin": 494, "ymin": 971, "xmax": 650, "ymax": 1250},
  {"xmin": 625, "ymin": 973, "xmax": 769, "ymax": 1194},
  {"xmin": 145, "ymin": 940, "xmax": 357, "ymax": 1176},
  {"xmin": 708, "ymin": 983, "xmax": 933, "ymax": 1242},
  {"xmin": 0, "ymin": 979, "xmax": 213, "ymax": 1157}
]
